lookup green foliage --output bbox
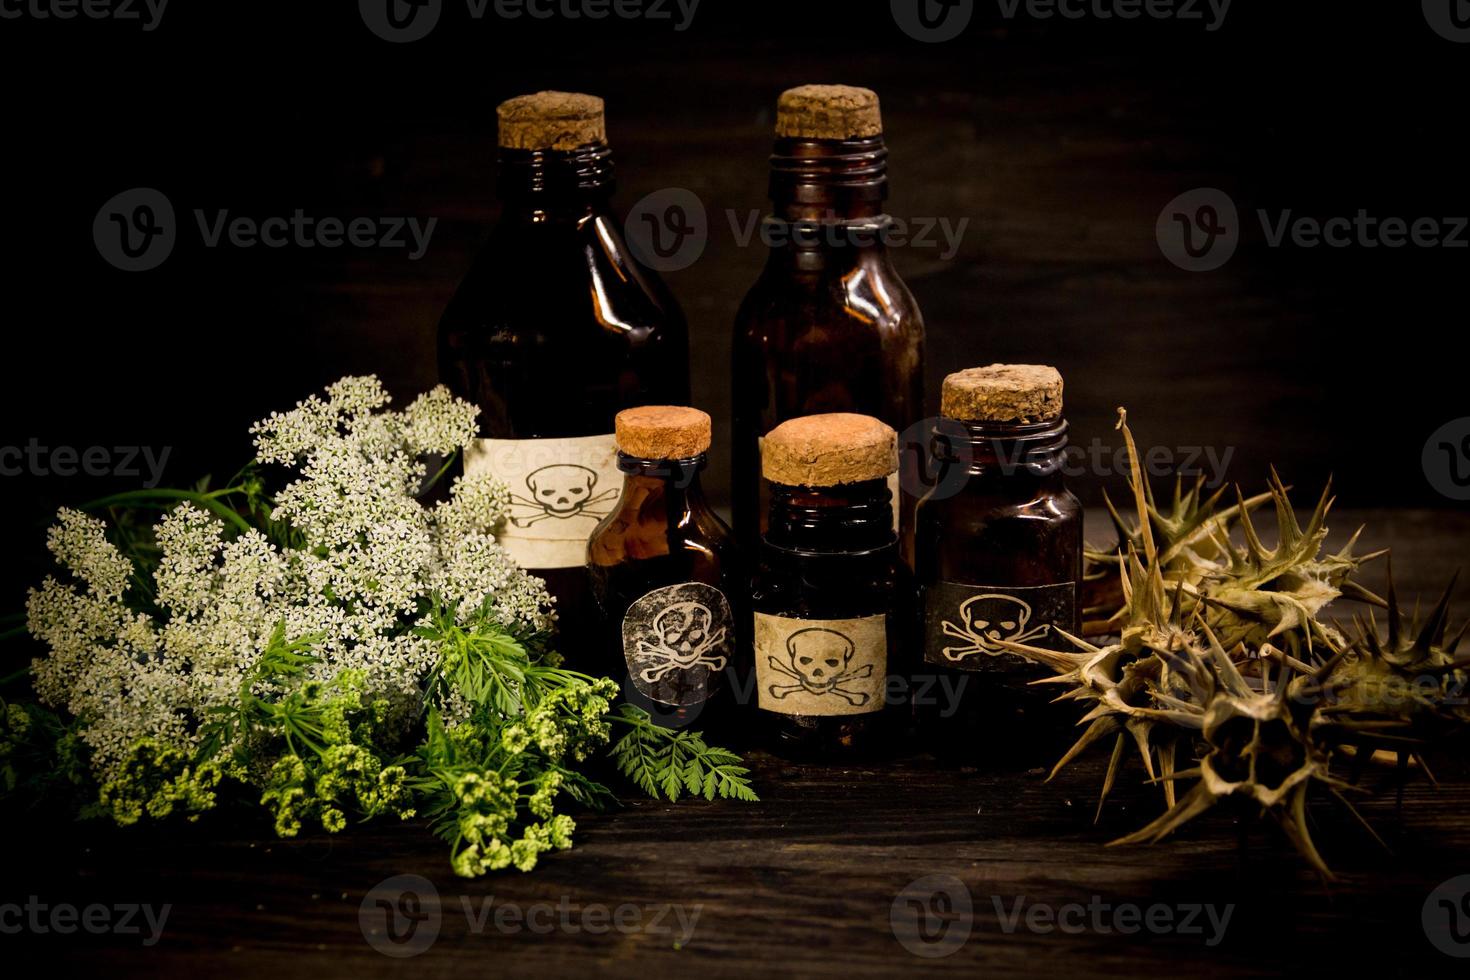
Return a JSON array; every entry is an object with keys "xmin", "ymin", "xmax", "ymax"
[{"xmin": 610, "ymin": 705, "xmax": 760, "ymax": 803}]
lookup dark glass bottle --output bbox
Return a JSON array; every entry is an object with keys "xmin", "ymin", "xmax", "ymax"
[
  {"xmin": 439, "ymin": 92, "xmax": 689, "ymax": 664},
  {"xmin": 750, "ymin": 413, "xmax": 914, "ymax": 759},
  {"xmin": 587, "ymin": 407, "xmax": 743, "ymax": 736},
  {"xmin": 913, "ymin": 366, "xmax": 1083, "ymax": 765},
  {"xmin": 732, "ymin": 85, "xmax": 925, "ymax": 563}
]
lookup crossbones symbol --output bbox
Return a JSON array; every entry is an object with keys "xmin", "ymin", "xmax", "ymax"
[
  {"xmin": 635, "ymin": 601, "xmax": 729, "ymax": 684},
  {"xmin": 940, "ymin": 593, "xmax": 1050, "ymax": 663},
  {"xmin": 508, "ymin": 464, "xmax": 619, "ymax": 528},
  {"xmin": 766, "ymin": 627, "xmax": 872, "ymax": 706}
]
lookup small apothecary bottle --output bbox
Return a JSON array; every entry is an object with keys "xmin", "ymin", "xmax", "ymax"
[
  {"xmin": 914, "ymin": 365, "xmax": 1083, "ymax": 761},
  {"xmin": 587, "ymin": 407, "xmax": 742, "ymax": 734},
  {"xmin": 750, "ymin": 413, "xmax": 914, "ymax": 758}
]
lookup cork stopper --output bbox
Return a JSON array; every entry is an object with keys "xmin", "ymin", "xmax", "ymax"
[
  {"xmin": 761, "ymin": 413, "xmax": 898, "ymax": 487},
  {"xmin": 941, "ymin": 364, "xmax": 1065, "ymax": 423},
  {"xmin": 775, "ymin": 85, "xmax": 883, "ymax": 140},
  {"xmin": 615, "ymin": 406, "xmax": 712, "ymax": 459},
  {"xmin": 497, "ymin": 91, "xmax": 606, "ymax": 151}
]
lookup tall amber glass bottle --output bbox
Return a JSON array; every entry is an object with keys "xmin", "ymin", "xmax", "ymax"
[
  {"xmin": 587, "ymin": 407, "xmax": 743, "ymax": 736},
  {"xmin": 750, "ymin": 413, "xmax": 915, "ymax": 760},
  {"xmin": 439, "ymin": 92, "xmax": 689, "ymax": 663},
  {"xmin": 914, "ymin": 365, "xmax": 1083, "ymax": 764},
  {"xmin": 732, "ymin": 84, "xmax": 925, "ymax": 561}
]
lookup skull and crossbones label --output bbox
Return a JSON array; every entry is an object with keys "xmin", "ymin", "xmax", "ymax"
[
  {"xmin": 622, "ymin": 582, "xmax": 733, "ymax": 707},
  {"xmin": 465, "ymin": 434, "xmax": 621, "ymax": 569},
  {"xmin": 754, "ymin": 612, "xmax": 887, "ymax": 716},
  {"xmin": 922, "ymin": 582, "xmax": 1075, "ymax": 671}
]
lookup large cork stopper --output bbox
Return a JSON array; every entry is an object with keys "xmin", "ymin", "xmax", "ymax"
[
  {"xmin": 497, "ymin": 91, "xmax": 606, "ymax": 151},
  {"xmin": 775, "ymin": 85, "xmax": 883, "ymax": 140},
  {"xmin": 762, "ymin": 413, "xmax": 897, "ymax": 487},
  {"xmin": 615, "ymin": 406, "xmax": 712, "ymax": 459},
  {"xmin": 941, "ymin": 364, "xmax": 1065, "ymax": 423}
]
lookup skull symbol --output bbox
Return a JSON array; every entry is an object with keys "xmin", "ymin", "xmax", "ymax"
[
  {"xmin": 653, "ymin": 602, "xmax": 715, "ymax": 665},
  {"xmin": 788, "ymin": 628, "xmax": 854, "ymax": 691},
  {"xmin": 940, "ymin": 593, "xmax": 1051, "ymax": 663},
  {"xmin": 765, "ymin": 627, "xmax": 873, "ymax": 706},
  {"xmin": 509, "ymin": 464, "xmax": 619, "ymax": 527}
]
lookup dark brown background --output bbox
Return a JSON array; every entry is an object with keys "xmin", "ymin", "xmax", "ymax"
[{"xmin": 0, "ymin": 2, "xmax": 1466, "ymax": 598}]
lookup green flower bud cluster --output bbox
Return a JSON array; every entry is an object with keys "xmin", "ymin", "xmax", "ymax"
[{"xmin": 98, "ymin": 738, "xmax": 224, "ymax": 826}]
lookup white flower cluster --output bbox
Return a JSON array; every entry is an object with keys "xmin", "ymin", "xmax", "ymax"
[{"xmin": 27, "ymin": 376, "xmax": 554, "ymax": 780}]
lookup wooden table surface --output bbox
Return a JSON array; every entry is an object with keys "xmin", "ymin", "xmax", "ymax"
[{"xmin": 6, "ymin": 509, "xmax": 1470, "ymax": 978}]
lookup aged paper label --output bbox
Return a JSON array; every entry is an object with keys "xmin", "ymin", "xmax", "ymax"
[
  {"xmin": 754, "ymin": 611, "xmax": 887, "ymax": 716},
  {"xmin": 466, "ymin": 434, "xmax": 620, "ymax": 569}
]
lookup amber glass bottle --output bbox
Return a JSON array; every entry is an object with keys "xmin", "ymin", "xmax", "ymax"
[
  {"xmin": 439, "ymin": 92, "xmax": 689, "ymax": 663},
  {"xmin": 587, "ymin": 407, "xmax": 742, "ymax": 735},
  {"xmin": 914, "ymin": 366, "xmax": 1083, "ymax": 764},
  {"xmin": 732, "ymin": 85, "xmax": 925, "ymax": 561},
  {"xmin": 750, "ymin": 413, "xmax": 914, "ymax": 759}
]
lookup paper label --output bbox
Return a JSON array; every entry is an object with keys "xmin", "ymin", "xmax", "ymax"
[
  {"xmin": 754, "ymin": 611, "xmax": 887, "ymax": 716},
  {"xmin": 922, "ymin": 581, "xmax": 1076, "ymax": 671},
  {"xmin": 621, "ymin": 582, "xmax": 733, "ymax": 707},
  {"xmin": 466, "ymin": 434, "xmax": 620, "ymax": 569}
]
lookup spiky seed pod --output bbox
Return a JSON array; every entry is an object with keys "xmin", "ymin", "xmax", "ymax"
[{"xmin": 1315, "ymin": 568, "xmax": 1470, "ymax": 754}]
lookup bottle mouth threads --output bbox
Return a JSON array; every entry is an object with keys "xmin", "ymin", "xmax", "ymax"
[
  {"xmin": 497, "ymin": 142, "xmax": 615, "ymax": 196},
  {"xmin": 768, "ymin": 136, "xmax": 888, "ymax": 215}
]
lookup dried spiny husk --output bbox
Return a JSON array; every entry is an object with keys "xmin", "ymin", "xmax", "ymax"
[
  {"xmin": 1112, "ymin": 637, "xmax": 1351, "ymax": 880},
  {"xmin": 1084, "ymin": 413, "xmax": 1385, "ymax": 665},
  {"xmin": 1315, "ymin": 568, "xmax": 1470, "ymax": 756}
]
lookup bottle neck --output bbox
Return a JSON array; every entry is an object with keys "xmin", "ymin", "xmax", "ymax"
[
  {"xmin": 931, "ymin": 417, "xmax": 1070, "ymax": 481},
  {"xmin": 613, "ymin": 452, "xmax": 710, "ymax": 518},
  {"xmin": 768, "ymin": 135, "xmax": 889, "ymax": 223},
  {"xmin": 497, "ymin": 143, "xmax": 615, "ymax": 219},
  {"xmin": 764, "ymin": 479, "xmax": 896, "ymax": 554}
]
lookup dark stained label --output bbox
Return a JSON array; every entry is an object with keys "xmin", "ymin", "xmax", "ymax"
[
  {"xmin": 621, "ymin": 582, "xmax": 733, "ymax": 706},
  {"xmin": 922, "ymin": 581, "xmax": 1076, "ymax": 672}
]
